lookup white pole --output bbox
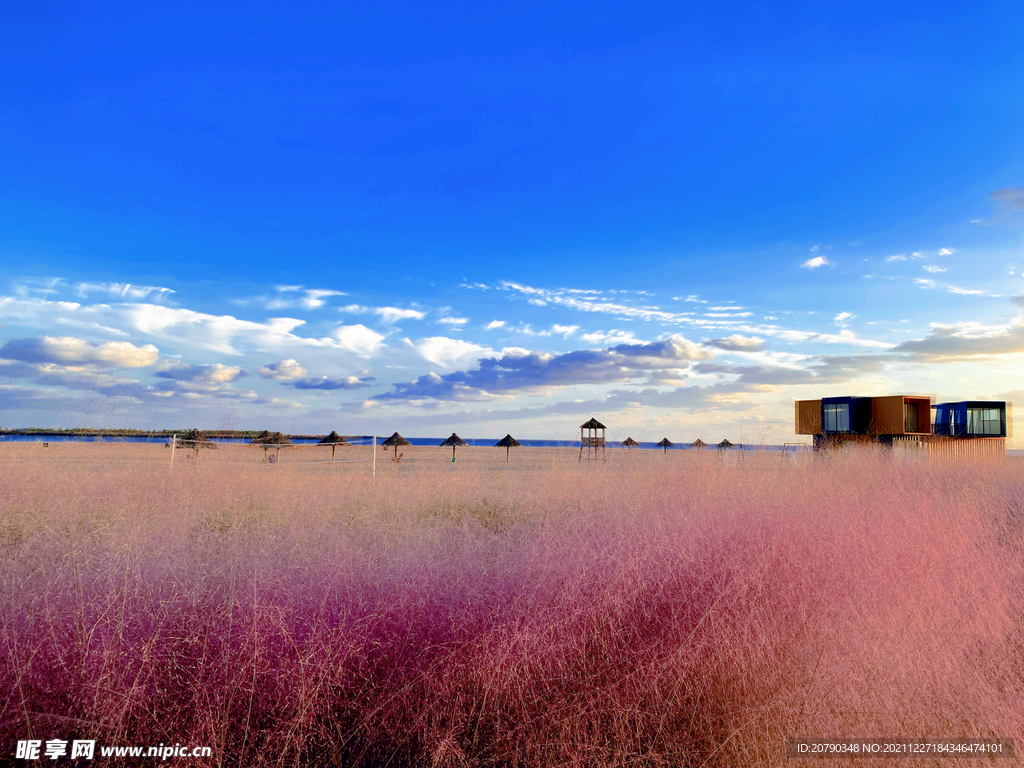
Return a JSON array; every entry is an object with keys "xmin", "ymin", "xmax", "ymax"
[
  {"xmin": 170, "ymin": 434, "xmax": 176, "ymax": 468},
  {"xmin": 371, "ymin": 435, "xmax": 376, "ymax": 478}
]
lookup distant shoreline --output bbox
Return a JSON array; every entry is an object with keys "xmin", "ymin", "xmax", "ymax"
[{"xmin": 0, "ymin": 428, "xmax": 352, "ymax": 441}]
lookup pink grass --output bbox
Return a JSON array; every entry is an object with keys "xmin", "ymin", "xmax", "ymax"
[{"xmin": 1, "ymin": 446, "xmax": 1022, "ymax": 766}]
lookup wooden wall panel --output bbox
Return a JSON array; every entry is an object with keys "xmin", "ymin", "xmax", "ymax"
[
  {"xmin": 870, "ymin": 395, "xmax": 905, "ymax": 434},
  {"xmin": 795, "ymin": 400, "xmax": 821, "ymax": 434},
  {"xmin": 926, "ymin": 437, "xmax": 1006, "ymax": 462}
]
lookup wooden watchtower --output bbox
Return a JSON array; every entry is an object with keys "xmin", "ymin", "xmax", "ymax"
[{"xmin": 579, "ymin": 417, "xmax": 606, "ymax": 461}]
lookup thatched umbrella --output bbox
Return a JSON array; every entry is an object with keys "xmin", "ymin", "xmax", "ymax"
[
  {"xmin": 179, "ymin": 429, "xmax": 217, "ymax": 461},
  {"xmin": 251, "ymin": 431, "xmax": 292, "ymax": 462},
  {"xmin": 318, "ymin": 430, "xmax": 350, "ymax": 461},
  {"xmin": 621, "ymin": 437, "xmax": 640, "ymax": 449},
  {"xmin": 691, "ymin": 438, "xmax": 707, "ymax": 450},
  {"xmin": 249, "ymin": 430, "xmax": 275, "ymax": 460},
  {"xmin": 494, "ymin": 434, "xmax": 521, "ymax": 462},
  {"xmin": 440, "ymin": 432, "xmax": 468, "ymax": 461},
  {"xmin": 717, "ymin": 439, "xmax": 734, "ymax": 449},
  {"xmin": 382, "ymin": 432, "xmax": 410, "ymax": 458},
  {"xmin": 656, "ymin": 437, "xmax": 674, "ymax": 454}
]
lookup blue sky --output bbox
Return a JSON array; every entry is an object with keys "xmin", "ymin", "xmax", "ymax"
[{"xmin": 1, "ymin": 1, "xmax": 1023, "ymax": 444}]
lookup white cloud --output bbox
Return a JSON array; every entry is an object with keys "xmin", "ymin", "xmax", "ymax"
[
  {"xmin": 376, "ymin": 307, "xmax": 426, "ymax": 324},
  {"xmin": 485, "ymin": 320, "xmax": 506, "ymax": 330},
  {"xmin": 300, "ymin": 289, "xmax": 346, "ymax": 309},
  {"xmin": 551, "ymin": 324, "xmax": 579, "ymax": 337},
  {"xmin": 937, "ymin": 247, "xmax": 956, "ymax": 256},
  {"xmin": 438, "ymin": 317, "xmax": 469, "ymax": 325},
  {"xmin": 922, "ymin": 265, "xmax": 948, "ymax": 274},
  {"xmin": 245, "ymin": 286, "xmax": 346, "ymax": 310},
  {"xmin": 800, "ymin": 256, "xmax": 832, "ymax": 269},
  {"xmin": 0, "ymin": 297, "xmax": 400, "ymax": 357},
  {"xmin": 0, "ymin": 336, "xmax": 159, "ymax": 367},
  {"xmin": 416, "ymin": 337, "xmax": 492, "ymax": 368},
  {"xmin": 948, "ymin": 286, "xmax": 985, "ymax": 296},
  {"xmin": 581, "ymin": 329, "xmax": 639, "ymax": 345},
  {"xmin": 155, "ymin": 360, "xmax": 246, "ymax": 383},
  {"xmin": 705, "ymin": 334, "xmax": 766, "ymax": 352},
  {"xmin": 380, "ymin": 335, "xmax": 714, "ymax": 402},
  {"xmin": 833, "ymin": 312, "xmax": 855, "ymax": 327},
  {"xmin": 256, "ymin": 359, "xmax": 308, "ymax": 381},
  {"xmin": 886, "ymin": 254, "xmax": 907, "ymax": 262},
  {"xmin": 914, "ymin": 278, "xmax": 938, "ymax": 289},
  {"xmin": 892, "ymin": 321, "xmax": 1024, "ymax": 361},
  {"xmin": 74, "ymin": 282, "xmax": 175, "ymax": 301},
  {"xmin": 341, "ymin": 304, "xmax": 426, "ymax": 324},
  {"xmin": 331, "ymin": 325, "xmax": 386, "ymax": 356},
  {"xmin": 528, "ymin": 298, "xmax": 548, "ymax": 306}
]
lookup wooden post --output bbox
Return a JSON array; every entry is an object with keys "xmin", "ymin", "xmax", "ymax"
[
  {"xmin": 372, "ymin": 435, "xmax": 376, "ymax": 478},
  {"xmin": 170, "ymin": 434, "xmax": 176, "ymax": 468}
]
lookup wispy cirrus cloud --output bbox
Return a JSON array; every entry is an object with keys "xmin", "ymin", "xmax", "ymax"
[
  {"xmin": 472, "ymin": 281, "xmax": 890, "ymax": 349},
  {"xmin": 800, "ymin": 256, "xmax": 832, "ymax": 269},
  {"xmin": 74, "ymin": 282, "xmax": 176, "ymax": 301},
  {"xmin": 341, "ymin": 304, "xmax": 426, "ymax": 324},
  {"xmin": 238, "ymin": 286, "xmax": 347, "ymax": 310}
]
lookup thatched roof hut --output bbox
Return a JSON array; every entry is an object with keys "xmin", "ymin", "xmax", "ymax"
[
  {"xmin": 580, "ymin": 417, "xmax": 606, "ymax": 430},
  {"xmin": 621, "ymin": 437, "xmax": 640, "ymax": 448},
  {"xmin": 691, "ymin": 438, "xmax": 707, "ymax": 449},
  {"xmin": 318, "ymin": 431, "xmax": 350, "ymax": 461},
  {"xmin": 656, "ymin": 437, "xmax": 674, "ymax": 453},
  {"xmin": 717, "ymin": 439, "xmax": 734, "ymax": 449},
  {"xmin": 179, "ymin": 429, "xmax": 216, "ymax": 449},
  {"xmin": 440, "ymin": 432, "xmax": 468, "ymax": 461},
  {"xmin": 382, "ymin": 432, "xmax": 410, "ymax": 457},
  {"xmin": 179, "ymin": 429, "xmax": 217, "ymax": 461},
  {"xmin": 494, "ymin": 434, "xmax": 521, "ymax": 462}
]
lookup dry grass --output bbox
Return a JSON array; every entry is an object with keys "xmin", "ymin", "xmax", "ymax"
[{"xmin": 1, "ymin": 442, "xmax": 1022, "ymax": 766}]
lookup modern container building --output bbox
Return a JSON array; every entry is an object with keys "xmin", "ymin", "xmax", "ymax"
[
  {"xmin": 932, "ymin": 401, "xmax": 1008, "ymax": 437},
  {"xmin": 794, "ymin": 395, "xmax": 1008, "ymax": 459},
  {"xmin": 927, "ymin": 400, "xmax": 1010, "ymax": 461},
  {"xmin": 796, "ymin": 394, "xmax": 933, "ymax": 450}
]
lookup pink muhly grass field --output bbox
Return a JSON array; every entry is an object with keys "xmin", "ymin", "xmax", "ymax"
[{"xmin": 1, "ymin": 445, "xmax": 1022, "ymax": 766}]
